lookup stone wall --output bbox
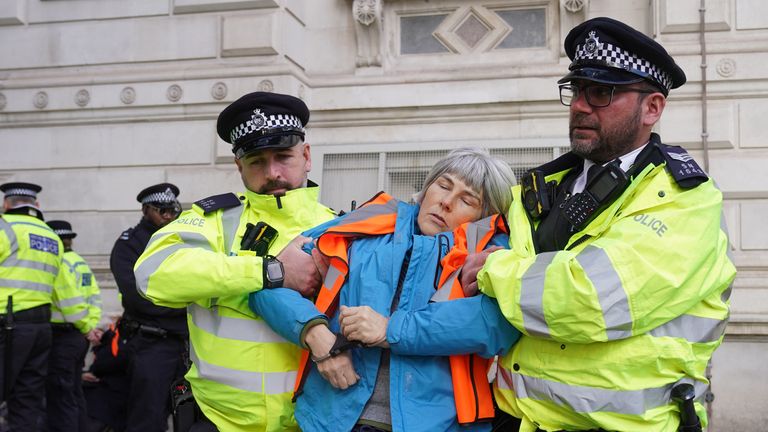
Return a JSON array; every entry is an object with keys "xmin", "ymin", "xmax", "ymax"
[{"xmin": 1, "ymin": 0, "xmax": 766, "ymax": 428}]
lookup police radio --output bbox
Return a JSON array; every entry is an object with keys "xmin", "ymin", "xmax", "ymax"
[
  {"xmin": 521, "ymin": 169, "xmax": 554, "ymax": 219},
  {"xmin": 240, "ymin": 222, "xmax": 278, "ymax": 257},
  {"xmin": 562, "ymin": 161, "xmax": 629, "ymax": 230}
]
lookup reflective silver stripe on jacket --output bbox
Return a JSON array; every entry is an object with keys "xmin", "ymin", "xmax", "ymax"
[
  {"xmin": 0, "ymin": 218, "xmax": 17, "ymax": 252},
  {"xmin": 1, "ymin": 257, "xmax": 59, "ymax": 276},
  {"xmin": 430, "ymin": 216, "xmax": 494, "ymax": 303},
  {"xmin": 57, "ymin": 295, "xmax": 86, "ymax": 308},
  {"xmin": 190, "ymin": 345, "xmax": 295, "ymax": 394},
  {"xmin": 221, "ymin": 205, "xmax": 245, "ymax": 256},
  {"xmin": 519, "ymin": 251, "xmax": 556, "ymax": 338},
  {"xmin": 650, "ymin": 314, "xmax": 727, "ymax": 343},
  {"xmin": 188, "ymin": 303, "xmax": 286, "ymax": 343},
  {"xmin": 1, "ymin": 219, "xmax": 58, "ymax": 277},
  {"xmin": 519, "ymin": 246, "xmax": 726, "ymax": 343},
  {"xmin": 575, "ymin": 246, "xmax": 632, "ymax": 340},
  {"xmin": 331, "ymin": 196, "xmax": 398, "ymax": 226},
  {"xmin": 0, "ymin": 278, "xmax": 54, "ymax": 294},
  {"xmin": 430, "ymin": 270, "xmax": 458, "ymax": 303},
  {"xmin": 135, "ymin": 231, "xmax": 214, "ymax": 296},
  {"xmin": 500, "ymin": 365, "xmax": 708, "ymax": 415},
  {"xmin": 61, "ymin": 308, "xmax": 89, "ymax": 322},
  {"xmin": 87, "ymin": 292, "xmax": 102, "ymax": 306}
]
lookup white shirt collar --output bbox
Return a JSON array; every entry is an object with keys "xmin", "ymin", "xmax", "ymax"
[{"xmin": 571, "ymin": 143, "xmax": 648, "ymax": 194}]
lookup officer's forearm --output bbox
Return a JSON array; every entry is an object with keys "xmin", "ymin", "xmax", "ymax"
[{"xmin": 136, "ymin": 248, "xmax": 263, "ymax": 306}]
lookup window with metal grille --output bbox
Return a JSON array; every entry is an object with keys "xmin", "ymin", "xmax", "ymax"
[{"xmin": 320, "ymin": 146, "xmax": 566, "ymax": 213}]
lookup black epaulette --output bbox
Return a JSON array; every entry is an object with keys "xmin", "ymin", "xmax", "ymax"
[
  {"xmin": 194, "ymin": 193, "xmax": 242, "ymax": 215},
  {"xmin": 658, "ymin": 142, "xmax": 708, "ymax": 189},
  {"xmin": 119, "ymin": 228, "xmax": 134, "ymax": 241}
]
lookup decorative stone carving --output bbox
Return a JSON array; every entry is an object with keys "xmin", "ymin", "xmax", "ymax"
[
  {"xmin": 257, "ymin": 80, "xmax": 274, "ymax": 92},
  {"xmin": 33, "ymin": 91, "xmax": 49, "ymax": 109},
  {"xmin": 211, "ymin": 82, "xmax": 228, "ymax": 100},
  {"xmin": 716, "ymin": 58, "xmax": 736, "ymax": 78},
  {"xmin": 75, "ymin": 89, "xmax": 90, "ymax": 107},
  {"xmin": 561, "ymin": 0, "xmax": 587, "ymax": 13},
  {"xmin": 167, "ymin": 84, "xmax": 183, "ymax": 102},
  {"xmin": 0, "ymin": 93, "xmax": 5, "ymax": 111},
  {"xmin": 352, "ymin": 0, "xmax": 382, "ymax": 67},
  {"xmin": 120, "ymin": 87, "xmax": 136, "ymax": 105},
  {"xmin": 354, "ymin": 0, "xmax": 378, "ymax": 26}
]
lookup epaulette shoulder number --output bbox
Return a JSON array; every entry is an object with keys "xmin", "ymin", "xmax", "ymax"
[
  {"xmin": 119, "ymin": 228, "xmax": 134, "ymax": 241},
  {"xmin": 194, "ymin": 193, "xmax": 242, "ymax": 215},
  {"xmin": 659, "ymin": 144, "xmax": 709, "ymax": 189}
]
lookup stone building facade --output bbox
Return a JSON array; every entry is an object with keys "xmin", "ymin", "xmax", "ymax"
[{"xmin": 1, "ymin": 0, "xmax": 766, "ymax": 429}]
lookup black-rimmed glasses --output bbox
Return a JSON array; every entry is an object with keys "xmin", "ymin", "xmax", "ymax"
[{"xmin": 559, "ymin": 84, "xmax": 657, "ymax": 108}]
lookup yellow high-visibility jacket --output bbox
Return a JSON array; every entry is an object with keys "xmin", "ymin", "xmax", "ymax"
[
  {"xmin": 134, "ymin": 186, "xmax": 335, "ymax": 432},
  {"xmin": 1, "ymin": 211, "xmax": 64, "ymax": 313},
  {"xmin": 478, "ymin": 140, "xmax": 735, "ymax": 432},
  {"xmin": 51, "ymin": 249, "xmax": 101, "ymax": 333}
]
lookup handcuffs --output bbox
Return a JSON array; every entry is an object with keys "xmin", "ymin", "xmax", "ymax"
[{"xmin": 311, "ymin": 333, "xmax": 363, "ymax": 363}]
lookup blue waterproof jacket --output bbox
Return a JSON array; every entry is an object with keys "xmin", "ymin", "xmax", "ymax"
[{"xmin": 251, "ymin": 201, "xmax": 520, "ymax": 432}]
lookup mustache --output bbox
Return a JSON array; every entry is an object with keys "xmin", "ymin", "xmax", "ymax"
[
  {"xmin": 570, "ymin": 113, "xmax": 599, "ymax": 129},
  {"xmin": 258, "ymin": 180, "xmax": 293, "ymax": 195}
]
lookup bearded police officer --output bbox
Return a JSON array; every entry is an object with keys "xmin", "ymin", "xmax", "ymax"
[
  {"xmin": 0, "ymin": 182, "xmax": 64, "ymax": 431},
  {"xmin": 459, "ymin": 17, "xmax": 736, "ymax": 431},
  {"xmin": 45, "ymin": 220, "xmax": 102, "ymax": 432},
  {"xmin": 110, "ymin": 183, "xmax": 187, "ymax": 432},
  {"xmin": 134, "ymin": 91, "xmax": 336, "ymax": 431}
]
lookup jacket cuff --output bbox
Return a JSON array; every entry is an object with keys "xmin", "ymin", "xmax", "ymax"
[
  {"xmin": 386, "ymin": 310, "xmax": 405, "ymax": 348},
  {"xmin": 299, "ymin": 317, "xmax": 329, "ymax": 349}
]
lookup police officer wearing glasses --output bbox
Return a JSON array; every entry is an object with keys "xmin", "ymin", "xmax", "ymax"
[
  {"xmin": 459, "ymin": 17, "xmax": 735, "ymax": 431},
  {"xmin": 109, "ymin": 183, "xmax": 188, "ymax": 432}
]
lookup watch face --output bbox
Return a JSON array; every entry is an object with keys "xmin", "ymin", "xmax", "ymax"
[{"xmin": 267, "ymin": 261, "xmax": 283, "ymax": 281}]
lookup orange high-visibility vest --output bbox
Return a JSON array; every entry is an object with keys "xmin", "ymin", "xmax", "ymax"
[
  {"xmin": 432, "ymin": 213, "xmax": 508, "ymax": 424},
  {"xmin": 293, "ymin": 192, "xmax": 508, "ymax": 425}
]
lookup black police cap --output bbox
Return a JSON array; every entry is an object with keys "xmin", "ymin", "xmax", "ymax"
[
  {"xmin": 48, "ymin": 220, "xmax": 77, "ymax": 239},
  {"xmin": 1, "ymin": 182, "xmax": 42, "ymax": 199},
  {"xmin": 136, "ymin": 183, "xmax": 180, "ymax": 208},
  {"xmin": 559, "ymin": 17, "xmax": 686, "ymax": 96},
  {"xmin": 216, "ymin": 92, "xmax": 309, "ymax": 159}
]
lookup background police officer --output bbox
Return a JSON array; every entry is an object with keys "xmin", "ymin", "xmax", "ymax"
[
  {"xmin": 0, "ymin": 182, "xmax": 64, "ymax": 431},
  {"xmin": 461, "ymin": 17, "xmax": 735, "ymax": 431},
  {"xmin": 133, "ymin": 92, "xmax": 336, "ymax": 431},
  {"xmin": 110, "ymin": 183, "xmax": 187, "ymax": 432},
  {"xmin": 45, "ymin": 220, "xmax": 102, "ymax": 432}
]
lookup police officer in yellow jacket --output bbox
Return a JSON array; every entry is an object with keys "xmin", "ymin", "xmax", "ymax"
[
  {"xmin": 460, "ymin": 17, "xmax": 736, "ymax": 432},
  {"xmin": 45, "ymin": 220, "xmax": 102, "ymax": 432},
  {"xmin": 134, "ymin": 92, "xmax": 336, "ymax": 431},
  {"xmin": 0, "ymin": 182, "xmax": 65, "ymax": 431}
]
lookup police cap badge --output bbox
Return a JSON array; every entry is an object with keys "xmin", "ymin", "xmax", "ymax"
[
  {"xmin": 216, "ymin": 92, "xmax": 309, "ymax": 159},
  {"xmin": 558, "ymin": 17, "xmax": 686, "ymax": 96}
]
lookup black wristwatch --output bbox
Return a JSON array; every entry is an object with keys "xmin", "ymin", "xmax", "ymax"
[{"xmin": 263, "ymin": 255, "xmax": 284, "ymax": 288}]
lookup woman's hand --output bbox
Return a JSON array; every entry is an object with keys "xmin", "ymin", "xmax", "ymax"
[
  {"xmin": 339, "ymin": 305, "xmax": 389, "ymax": 348},
  {"xmin": 304, "ymin": 324, "xmax": 359, "ymax": 390},
  {"xmin": 316, "ymin": 352, "xmax": 359, "ymax": 390}
]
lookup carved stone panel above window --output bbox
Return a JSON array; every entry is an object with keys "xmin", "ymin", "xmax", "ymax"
[{"xmin": 386, "ymin": 0, "xmax": 559, "ymax": 70}]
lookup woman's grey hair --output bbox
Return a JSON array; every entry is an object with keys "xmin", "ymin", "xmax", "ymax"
[{"xmin": 414, "ymin": 147, "xmax": 517, "ymax": 218}]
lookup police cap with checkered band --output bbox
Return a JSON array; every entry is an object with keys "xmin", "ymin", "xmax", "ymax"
[
  {"xmin": 1, "ymin": 182, "xmax": 42, "ymax": 199},
  {"xmin": 136, "ymin": 183, "xmax": 180, "ymax": 209},
  {"xmin": 558, "ymin": 17, "xmax": 686, "ymax": 96},
  {"xmin": 217, "ymin": 92, "xmax": 309, "ymax": 159},
  {"xmin": 48, "ymin": 220, "xmax": 77, "ymax": 239}
]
